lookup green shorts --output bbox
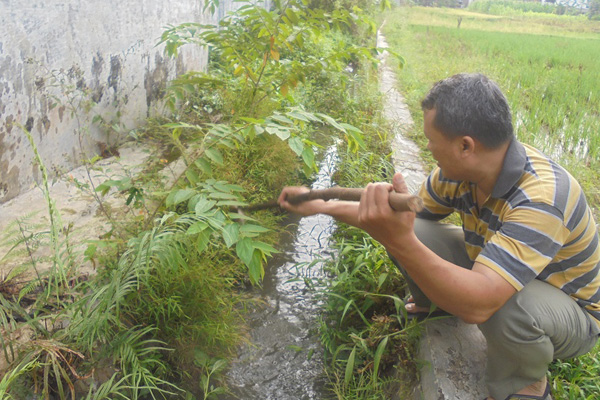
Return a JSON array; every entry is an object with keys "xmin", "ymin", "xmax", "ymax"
[{"xmin": 391, "ymin": 218, "xmax": 600, "ymax": 399}]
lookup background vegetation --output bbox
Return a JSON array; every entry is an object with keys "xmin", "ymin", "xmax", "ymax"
[
  {"xmin": 469, "ymin": 0, "xmax": 592, "ymax": 17},
  {"xmin": 0, "ymin": 1, "xmax": 387, "ymax": 398},
  {"xmin": 384, "ymin": 4, "xmax": 600, "ymax": 211}
]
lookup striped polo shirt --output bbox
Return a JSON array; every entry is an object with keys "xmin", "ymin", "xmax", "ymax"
[{"xmin": 417, "ymin": 139, "xmax": 600, "ymax": 327}]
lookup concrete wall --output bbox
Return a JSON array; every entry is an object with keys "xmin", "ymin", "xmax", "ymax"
[{"xmin": 0, "ymin": 0, "xmax": 248, "ymax": 204}]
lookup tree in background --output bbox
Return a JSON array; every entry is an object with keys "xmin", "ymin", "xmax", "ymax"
[{"xmin": 590, "ymin": 0, "xmax": 600, "ymax": 19}]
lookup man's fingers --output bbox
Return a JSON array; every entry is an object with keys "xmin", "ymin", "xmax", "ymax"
[
  {"xmin": 375, "ymin": 182, "xmax": 393, "ymax": 207},
  {"xmin": 392, "ymin": 172, "xmax": 409, "ymax": 194},
  {"xmin": 277, "ymin": 187, "xmax": 293, "ymax": 205},
  {"xmin": 360, "ymin": 182, "xmax": 393, "ymax": 216},
  {"xmin": 278, "ymin": 186, "xmax": 309, "ymax": 206},
  {"xmin": 277, "ymin": 189, "xmax": 287, "ymax": 205},
  {"xmin": 359, "ymin": 183, "xmax": 370, "ymax": 213}
]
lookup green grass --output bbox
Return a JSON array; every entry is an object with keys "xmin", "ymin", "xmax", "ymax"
[
  {"xmin": 402, "ymin": 6, "xmax": 600, "ymax": 37},
  {"xmin": 319, "ymin": 229, "xmax": 423, "ymax": 399},
  {"xmin": 381, "ymin": 5, "xmax": 600, "ymax": 399}
]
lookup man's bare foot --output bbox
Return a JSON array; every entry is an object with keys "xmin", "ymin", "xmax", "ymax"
[
  {"xmin": 405, "ymin": 302, "xmax": 431, "ymax": 314},
  {"xmin": 404, "ymin": 295, "xmax": 431, "ymax": 314}
]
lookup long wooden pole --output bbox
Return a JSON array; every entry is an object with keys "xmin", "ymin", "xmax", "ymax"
[{"xmin": 242, "ymin": 187, "xmax": 424, "ymax": 213}]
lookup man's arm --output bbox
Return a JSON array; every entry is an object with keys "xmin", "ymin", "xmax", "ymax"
[
  {"xmin": 389, "ymin": 237, "xmax": 516, "ymax": 324},
  {"xmin": 358, "ymin": 174, "xmax": 516, "ymax": 324},
  {"xmin": 278, "ymin": 186, "xmax": 362, "ymax": 227},
  {"xmin": 279, "ymin": 177, "xmax": 517, "ymax": 323}
]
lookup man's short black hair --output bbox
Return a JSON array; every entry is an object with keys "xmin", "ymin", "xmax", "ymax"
[{"xmin": 421, "ymin": 73, "xmax": 514, "ymax": 149}]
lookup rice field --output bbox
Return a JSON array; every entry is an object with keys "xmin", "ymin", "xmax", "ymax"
[{"xmin": 382, "ymin": 6, "xmax": 600, "ymax": 209}]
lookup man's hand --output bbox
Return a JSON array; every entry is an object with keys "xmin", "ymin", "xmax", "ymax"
[
  {"xmin": 278, "ymin": 186, "xmax": 327, "ymax": 217},
  {"xmin": 370, "ymin": 174, "xmax": 517, "ymax": 323},
  {"xmin": 358, "ymin": 172, "xmax": 417, "ymax": 249}
]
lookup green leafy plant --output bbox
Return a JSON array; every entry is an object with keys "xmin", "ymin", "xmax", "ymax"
[
  {"xmin": 1, "ymin": 2, "xmax": 394, "ymax": 399},
  {"xmin": 193, "ymin": 350, "xmax": 228, "ymax": 400},
  {"xmin": 0, "ymin": 130, "xmax": 180, "ymax": 400},
  {"xmin": 159, "ymin": 0, "xmax": 381, "ymax": 117},
  {"xmin": 157, "ymin": 104, "xmax": 365, "ymax": 284}
]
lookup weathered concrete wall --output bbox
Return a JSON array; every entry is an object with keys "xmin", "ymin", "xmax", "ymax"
[{"xmin": 0, "ymin": 0, "xmax": 248, "ymax": 204}]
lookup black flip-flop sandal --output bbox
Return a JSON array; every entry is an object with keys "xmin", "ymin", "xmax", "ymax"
[{"xmin": 488, "ymin": 381, "xmax": 552, "ymax": 400}]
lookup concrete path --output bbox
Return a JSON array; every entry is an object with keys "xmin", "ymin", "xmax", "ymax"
[
  {"xmin": 376, "ymin": 26, "xmax": 424, "ymax": 194},
  {"xmin": 377, "ymin": 25, "xmax": 489, "ymax": 399},
  {"xmin": 0, "ymin": 142, "xmax": 178, "ymax": 278}
]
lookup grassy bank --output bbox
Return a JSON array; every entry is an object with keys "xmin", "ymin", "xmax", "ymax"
[
  {"xmin": 382, "ymin": 4, "xmax": 600, "ymax": 398},
  {"xmin": 292, "ymin": 16, "xmax": 424, "ymax": 396},
  {"xmin": 317, "ymin": 139, "xmax": 423, "ymax": 398}
]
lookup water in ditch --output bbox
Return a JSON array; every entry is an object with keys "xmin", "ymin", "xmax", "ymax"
[{"xmin": 220, "ymin": 146, "xmax": 339, "ymax": 399}]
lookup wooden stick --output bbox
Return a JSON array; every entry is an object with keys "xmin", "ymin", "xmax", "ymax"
[
  {"xmin": 286, "ymin": 187, "xmax": 424, "ymax": 212},
  {"xmin": 242, "ymin": 187, "xmax": 424, "ymax": 212}
]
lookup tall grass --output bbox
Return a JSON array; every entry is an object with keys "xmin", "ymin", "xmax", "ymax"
[{"xmin": 382, "ymin": 5, "xmax": 600, "ymax": 398}]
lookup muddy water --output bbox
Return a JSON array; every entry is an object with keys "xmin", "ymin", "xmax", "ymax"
[{"xmin": 221, "ymin": 147, "xmax": 338, "ymax": 400}]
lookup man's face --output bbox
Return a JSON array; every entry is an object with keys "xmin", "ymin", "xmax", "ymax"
[{"xmin": 423, "ymin": 109, "xmax": 464, "ymax": 180}]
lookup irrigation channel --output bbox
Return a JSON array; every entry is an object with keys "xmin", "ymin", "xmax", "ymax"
[{"xmin": 220, "ymin": 146, "xmax": 339, "ymax": 399}]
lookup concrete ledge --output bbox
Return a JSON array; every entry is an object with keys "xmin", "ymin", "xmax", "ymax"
[{"xmin": 413, "ymin": 318, "xmax": 488, "ymax": 400}]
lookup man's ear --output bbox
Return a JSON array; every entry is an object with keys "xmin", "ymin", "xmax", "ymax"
[{"xmin": 460, "ymin": 136, "xmax": 476, "ymax": 156}]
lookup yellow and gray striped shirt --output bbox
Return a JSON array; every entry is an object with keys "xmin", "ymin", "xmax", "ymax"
[{"xmin": 417, "ymin": 139, "xmax": 600, "ymax": 327}]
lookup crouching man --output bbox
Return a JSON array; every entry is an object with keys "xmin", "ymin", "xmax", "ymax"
[{"xmin": 278, "ymin": 73, "xmax": 600, "ymax": 400}]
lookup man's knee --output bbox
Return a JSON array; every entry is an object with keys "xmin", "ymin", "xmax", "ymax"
[
  {"xmin": 479, "ymin": 286, "xmax": 548, "ymax": 347},
  {"xmin": 479, "ymin": 279, "xmax": 597, "ymax": 359}
]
